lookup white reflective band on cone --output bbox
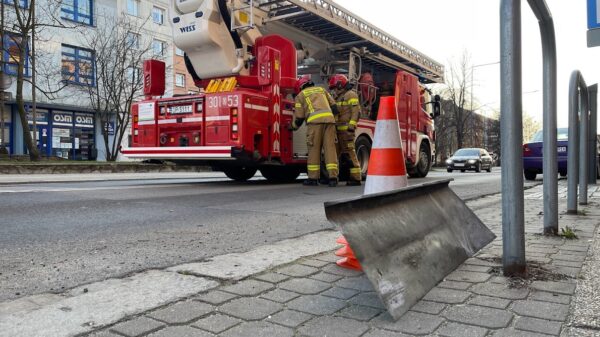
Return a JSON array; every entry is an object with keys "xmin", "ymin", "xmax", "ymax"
[
  {"xmin": 372, "ymin": 120, "xmax": 403, "ymax": 149},
  {"xmin": 364, "ymin": 175, "xmax": 409, "ymax": 195}
]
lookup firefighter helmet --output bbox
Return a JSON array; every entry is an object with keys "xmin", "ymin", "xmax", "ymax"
[
  {"xmin": 295, "ymin": 75, "xmax": 313, "ymax": 94},
  {"xmin": 328, "ymin": 74, "xmax": 349, "ymax": 90}
]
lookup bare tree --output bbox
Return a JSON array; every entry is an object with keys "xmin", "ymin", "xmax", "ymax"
[
  {"xmin": 439, "ymin": 51, "xmax": 476, "ymax": 150},
  {"xmin": 523, "ymin": 112, "xmax": 541, "ymax": 142},
  {"xmin": 78, "ymin": 13, "xmax": 152, "ymax": 161},
  {"xmin": 433, "ymin": 103, "xmax": 453, "ymax": 164}
]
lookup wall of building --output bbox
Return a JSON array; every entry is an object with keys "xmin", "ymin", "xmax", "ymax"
[
  {"xmin": 172, "ymin": 46, "xmax": 200, "ymax": 96},
  {"xmin": 3, "ymin": 0, "xmax": 182, "ymax": 160}
]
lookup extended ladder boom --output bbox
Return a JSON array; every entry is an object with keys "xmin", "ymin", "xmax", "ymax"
[{"xmin": 256, "ymin": 0, "xmax": 444, "ymax": 83}]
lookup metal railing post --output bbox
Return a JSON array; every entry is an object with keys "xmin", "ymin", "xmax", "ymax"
[
  {"xmin": 588, "ymin": 84, "xmax": 597, "ymax": 184},
  {"xmin": 500, "ymin": 0, "xmax": 526, "ymax": 276},
  {"xmin": 567, "ymin": 71, "xmax": 588, "ymax": 213},
  {"xmin": 579, "ymin": 86, "xmax": 590, "ymax": 205},
  {"xmin": 528, "ymin": 0, "xmax": 557, "ymax": 234}
]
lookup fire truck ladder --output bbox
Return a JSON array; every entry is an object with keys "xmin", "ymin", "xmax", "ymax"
[{"xmin": 256, "ymin": 0, "xmax": 444, "ymax": 83}]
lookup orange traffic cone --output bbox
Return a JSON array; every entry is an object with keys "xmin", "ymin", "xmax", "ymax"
[
  {"xmin": 335, "ymin": 234, "xmax": 362, "ymax": 270},
  {"xmin": 335, "ymin": 96, "xmax": 409, "ymax": 271},
  {"xmin": 364, "ymin": 96, "xmax": 408, "ymax": 195},
  {"xmin": 336, "ymin": 256, "xmax": 362, "ymax": 270},
  {"xmin": 336, "ymin": 236, "xmax": 348, "ymax": 245},
  {"xmin": 335, "ymin": 244, "xmax": 352, "ymax": 257}
]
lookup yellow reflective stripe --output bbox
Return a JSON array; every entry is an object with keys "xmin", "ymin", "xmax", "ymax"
[
  {"xmin": 337, "ymin": 125, "xmax": 349, "ymax": 131},
  {"xmin": 349, "ymin": 120, "xmax": 358, "ymax": 126},
  {"xmin": 326, "ymin": 163, "xmax": 338, "ymax": 170},
  {"xmin": 350, "ymin": 168, "xmax": 361, "ymax": 173},
  {"xmin": 295, "ymin": 102, "xmax": 302, "ymax": 108},
  {"xmin": 307, "ymin": 165, "xmax": 320, "ymax": 171},
  {"xmin": 307, "ymin": 112, "xmax": 333, "ymax": 123},
  {"xmin": 303, "ymin": 87, "xmax": 324, "ymax": 95},
  {"xmin": 336, "ymin": 102, "xmax": 343, "ymax": 106},
  {"xmin": 348, "ymin": 98, "xmax": 359, "ymax": 105},
  {"xmin": 305, "ymin": 97, "xmax": 315, "ymax": 113}
]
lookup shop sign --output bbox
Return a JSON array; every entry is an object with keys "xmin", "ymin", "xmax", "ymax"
[
  {"xmin": 75, "ymin": 113, "xmax": 94, "ymax": 128},
  {"xmin": 53, "ymin": 112, "xmax": 73, "ymax": 126},
  {"xmin": 104, "ymin": 121, "xmax": 115, "ymax": 135},
  {"xmin": 26, "ymin": 110, "xmax": 49, "ymax": 125}
]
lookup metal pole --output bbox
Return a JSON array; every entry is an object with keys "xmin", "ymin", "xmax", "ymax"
[
  {"xmin": 588, "ymin": 84, "xmax": 597, "ymax": 184},
  {"xmin": 500, "ymin": 0, "xmax": 526, "ymax": 276},
  {"xmin": 567, "ymin": 71, "xmax": 587, "ymax": 213},
  {"xmin": 579, "ymin": 85, "xmax": 589, "ymax": 205},
  {"xmin": 567, "ymin": 73, "xmax": 579, "ymax": 214},
  {"xmin": 528, "ymin": 0, "xmax": 557, "ymax": 234}
]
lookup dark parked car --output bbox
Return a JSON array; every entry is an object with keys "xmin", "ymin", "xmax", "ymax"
[
  {"xmin": 446, "ymin": 148, "xmax": 494, "ymax": 173},
  {"xmin": 522, "ymin": 128, "xmax": 568, "ymax": 181}
]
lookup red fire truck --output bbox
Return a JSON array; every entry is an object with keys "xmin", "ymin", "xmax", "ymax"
[{"xmin": 121, "ymin": 0, "xmax": 444, "ymax": 182}]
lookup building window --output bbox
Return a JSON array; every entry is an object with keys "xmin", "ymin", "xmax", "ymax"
[
  {"xmin": 152, "ymin": 7, "xmax": 164, "ymax": 25},
  {"xmin": 152, "ymin": 39, "xmax": 165, "ymax": 57},
  {"xmin": 126, "ymin": 32, "xmax": 140, "ymax": 49},
  {"xmin": 61, "ymin": 0, "xmax": 93, "ymax": 25},
  {"xmin": 175, "ymin": 73, "xmax": 185, "ymax": 87},
  {"xmin": 3, "ymin": 0, "xmax": 28, "ymax": 8},
  {"xmin": 3, "ymin": 34, "xmax": 30, "ymax": 77},
  {"xmin": 61, "ymin": 44, "xmax": 95, "ymax": 86},
  {"xmin": 126, "ymin": 0, "xmax": 138, "ymax": 16},
  {"xmin": 175, "ymin": 47, "xmax": 185, "ymax": 57},
  {"xmin": 126, "ymin": 67, "xmax": 141, "ymax": 83}
]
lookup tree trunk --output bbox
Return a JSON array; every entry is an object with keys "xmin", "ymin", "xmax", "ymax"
[{"xmin": 15, "ymin": 32, "xmax": 39, "ymax": 161}]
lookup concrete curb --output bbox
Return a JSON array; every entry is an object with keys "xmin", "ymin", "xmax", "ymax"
[{"xmin": 0, "ymin": 164, "xmax": 211, "ymax": 175}]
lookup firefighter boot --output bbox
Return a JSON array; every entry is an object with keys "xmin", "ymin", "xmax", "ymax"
[
  {"xmin": 346, "ymin": 180, "xmax": 361, "ymax": 186},
  {"xmin": 303, "ymin": 179, "xmax": 319, "ymax": 186},
  {"xmin": 328, "ymin": 178, "xmax": 338, "ymax": 187}
]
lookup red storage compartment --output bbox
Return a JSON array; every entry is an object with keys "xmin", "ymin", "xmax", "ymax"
[
  {"xmin": 143, "ymin": 60, "xmax": 166, "ymax": 97},
  {"xmin": 253, "ymin": 35, "xmax": 297, "ymax": 90}
]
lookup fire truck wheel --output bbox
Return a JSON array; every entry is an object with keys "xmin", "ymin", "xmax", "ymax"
[
  {"xmin": 355, "ymin": 137, "xmax": 372, "ymax": 181},
  {"xmin": 409, "ymin": 143, "xmax": 431, "ymax": 178},
  {"xmin": 260, "ymin": 166, "xmax": 301, "ymax": 183},
  {"xmin": 223, "ymin": 166, "xmax": 258, "ymax": 182}
]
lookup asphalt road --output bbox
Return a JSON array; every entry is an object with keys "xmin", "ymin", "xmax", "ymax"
[{"xmin": 0, "ymin": 167, "xmax": 511, "ymax": 302}]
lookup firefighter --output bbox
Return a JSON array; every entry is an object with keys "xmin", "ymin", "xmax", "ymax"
[
  {"xmin": 289, "ymin": 75, "xmax": 340, "ymax": 187},
  {"xmin": 329, "ymin": 74, "xmax": 362, "ymax": 186}
]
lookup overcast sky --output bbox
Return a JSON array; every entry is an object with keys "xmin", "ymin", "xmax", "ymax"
[{"xmin": 335, "ymin": 0, "xmax": 600, "ymax": 129}]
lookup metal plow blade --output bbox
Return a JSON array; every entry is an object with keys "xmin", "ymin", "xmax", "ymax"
[{"xmin": 324, "ymin": 179, "xmax": 495, "ymax": 320}]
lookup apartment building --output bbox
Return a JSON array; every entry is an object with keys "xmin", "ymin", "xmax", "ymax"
[{"xmin": 0, "ymin": 0, "xmax": 197, "ymax": 160}]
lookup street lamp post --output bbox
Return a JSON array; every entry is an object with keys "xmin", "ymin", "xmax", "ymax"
[{"xmin": 471, "ymin": 61, "xmax": 500, "ymax": 149}]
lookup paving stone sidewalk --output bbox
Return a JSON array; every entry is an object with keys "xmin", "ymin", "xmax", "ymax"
[{"xmin": 84, "ymin": 182, "xmax": 600, "ymax": 337}]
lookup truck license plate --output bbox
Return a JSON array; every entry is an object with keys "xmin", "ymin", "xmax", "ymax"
[
  {"xmin": 169, "ymin": 105, "xmax": 193, "ymax": 114},
  {"xmin": 557, "ymin": 146, "xmax": 567, "ymax": 152}
]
